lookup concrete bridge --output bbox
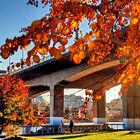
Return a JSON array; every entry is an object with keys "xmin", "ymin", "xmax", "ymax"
[{"xmin": 12, "ymin": 52, "xmax": 140, "ymax": 130}]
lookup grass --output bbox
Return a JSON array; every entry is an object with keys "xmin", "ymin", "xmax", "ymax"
[{"xmin": 23, "ymin": 131, "xmax": 140, "ymax": 140}]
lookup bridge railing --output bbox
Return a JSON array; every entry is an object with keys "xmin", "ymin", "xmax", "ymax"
[
  {"xmin": 21, "ymin": 123, "xmax": 125, "ymax": 135},
  {"xmin": 104, "ymin": 123, "xmax": 124, "ymax": 130},
  {"xmin": 9, "ymin": 47, "xmax": 70, "ymax": 74}
]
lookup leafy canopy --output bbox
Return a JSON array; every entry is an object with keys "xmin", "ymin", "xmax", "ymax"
[
  {"xmin": 0, "ymin": 75, "xmax": 46, "ymax": 136},
  {"xmin": 0, "ymin": 0, "xmax": 139, "ymax": 94}
]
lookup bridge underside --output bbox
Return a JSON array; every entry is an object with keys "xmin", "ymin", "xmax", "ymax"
[
  {"xmin": 14, "ymin": 57, "xmax": 140, "ymax": 129},
  {"xmin": 28, "ymin": 67, "xmax": 116, "ymax": 124}
]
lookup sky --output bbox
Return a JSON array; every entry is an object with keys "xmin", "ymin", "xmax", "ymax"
[
  {"xmin": 0, "ymin": 0, "xmax": 49, "ymax": 70},
  {"xmin": 0, "ymin": 1, "xmax": 89, "ymax": 70},
  {"xmin": 0, "ymin": 1, "xmax": 120, "ymax": 102},
  {"xmin": 42, "ymin": 85, "xmax": 121, "ymax": 103}
]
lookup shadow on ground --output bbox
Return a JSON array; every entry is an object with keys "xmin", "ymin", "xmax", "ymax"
[
  {"xmin": 52, "ymin": 134, "xmax": 92, "ymax": 139},
  {"xmin": 122, "ymin": 131, "xmax": 140, "ymax": 136}
]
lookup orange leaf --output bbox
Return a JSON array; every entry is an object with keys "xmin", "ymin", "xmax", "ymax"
[
  {"xmin": 26, "ymin": 57, "xmax": 31, "ymax": 66},
  {"xmin": 88, "ymin": 41, "xmax": 95, "ymax": 51},
  {"xmin": 59, "ymin": 45, "xmax": 65, "ymax": 52},
  {"xmin": 73, "ymin": 54, "xmax": 81, "ymax": 64},
  {"xmin": 1, "ymin": 50, "xmax": 9, "ymax": 59},
  {"xmin": 30, "ymin": 48, "xmax": 37, "ymax": 56},
  {"xmin": 131, "ymin": 18, "xmax": 138, "ymax": 25},
  {"xmin": 38, "ymin": 47, "xmax": 46, "ymax": 55},
  {"xmin": 69, "ymin": 45, "xmax": 78, "ymax": 53},
  {"xmin": 41, "ymin": 32, "xmax": 49, "ymax": 42},
  {"xmin": 33, "ymin": 55, "xmax": 40, "ymax": 63},
  {"xmin": 57, "ymin": 23, "xmax": 63, "ymax": 33},
  {"xmin": 49, "ymin": 47, "xmax": 62, "ymax": 60},
  {"xmin": 35, "ymin": 33, "xmax": 41, "ymax": 40},
  {"xmin": 90, "ymin": 22, "xmax": 97, "ymax": 31},
  {"xmin": 79, "ymin": 44, "xmax": 84, "ymax": 51},
  {"xmin": 62, "ymin": 28, "xmax": 70, "ymax": 35},
  {"xmin": 94, "ymin": 30, "xmax": 100, "ymax": 38},
  {"xmin": 60, "ymin": 38, "xmax": 68, "ymax": 45},
  {"xmin": 79, "ymin": 50, "xmax": 86, "ymax": 60}
]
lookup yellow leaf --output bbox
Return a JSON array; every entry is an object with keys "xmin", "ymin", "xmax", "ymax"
[
  {"xmin": 72, "ymin": 21, "xmax": 78, "ymax": 28},
  {"xmin": 38, "ymin": 47, "xmax": 46, "ymax": 55},
  {"xmin": 131, "ymin": 18, "xmax": 138, "ymax": 25}
]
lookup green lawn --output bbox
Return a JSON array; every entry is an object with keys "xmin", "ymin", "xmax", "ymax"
[{"xmin": 23, "ymin": 131, "xmax": 140, "ymax": 140}]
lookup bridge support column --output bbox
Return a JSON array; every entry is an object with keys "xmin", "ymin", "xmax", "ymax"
[
  {"xmin": 93, "ymin": 94, "xmax": 105, "ymax": 124},
  {"xmin": 50, "ymin": 85, "xmax": 64, "ymax": 124},
  {"xmin": 123, "ymin": 84, "xmax": 140, "ymax": 130}
]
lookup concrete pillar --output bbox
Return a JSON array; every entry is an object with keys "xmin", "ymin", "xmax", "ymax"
[
  {"xmin": 53, "ymin": 85, "xmax": 64, "ymax": 117},
  {"xmin": 50, "ymin": 85, "xmax": 54, "ymax": 117},
  {"xmin": 123, "ymin": 83, "xmax": 140, "ymax": 130},
  {"xmin": 93, "ymin": 94, "xmax": 106, "ymax": 124},
  {"xmin": 50, "ymin": 85, "xmax": 64, "ymax": 125}
]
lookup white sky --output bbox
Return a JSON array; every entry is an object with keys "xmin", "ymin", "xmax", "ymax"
[
  {"xmin": 42, "ymin": 85, "xmax": 121, "ymax": 103},
  {"xmin": 106, "ymin": 85, "xmax": 121, "ymax": 103}
]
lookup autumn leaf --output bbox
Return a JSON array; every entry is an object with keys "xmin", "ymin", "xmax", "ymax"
[
  {"xmin": 69, "ymin": 45, "xmax": 78, "ymax": 53},
  {"xmin": 0, "ymin": 75, "xmax": 47, "ymax": 136},
  {"xmin": 131, "ymin": 18, "xmax": 139, "ymax": 25},
  {"xmin": 59, "ymin": 45, "xmax": 65, "ymax": 52},
  {"xmin": 38, "ymin": 47, "xmax": 47, "ymax": 55},
  {"xmin": 71, "ymin": 21, "xmax": 78, "ymax": 28},
  {"xmin": 62, "ymin": 28, "xmax": 70, "ymax": 35},
  {"xmin": 49, "ymin": 47, "xmax": 62, "ymax": 60},
  {"xmin": 41, "ymin": 31, "xmax": 49, "ymax": 42},
  {"xmin": 33, "ymin": 55, "xmax": 40, "ymax": 63},
  {"xmin": 90, "ymin": 22, "xmax": 97, "ymax": 31},
  {"xmin": 73, "ymin": 54, "xmax": 81, "ymax": 64},
  {"xmin": 26, "ymin": 57, "xmax": 31, "ymax": 66},
  {"xmin": 30, "ymin": 47, "xmax": 37, "ymax": 56},
  {"xmin": 60, "ymin": 38, "xmax": 68, "ymax": 46},
  {"xmin": 78, "ymin": 50, "xmax": 86, "ymax": 60},
  {"xmin": 88, "ymin": 41, "xmax": 95, "ymax": 51},
  {"xmin": 1, "ymin": 50, "xmax": 9, "ymax": 59}
]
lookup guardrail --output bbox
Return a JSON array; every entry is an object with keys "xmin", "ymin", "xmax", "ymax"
[
  {"xmin": 105, "ymin": 123, "xmax": 124, "ymax": 130},
  {"xmin": 21, "ymin": 123, "xmax": 125, "ymax": 135},
  {"xmin": 9, "ymin": 47, "xmax": 70, "ymax": 74}
]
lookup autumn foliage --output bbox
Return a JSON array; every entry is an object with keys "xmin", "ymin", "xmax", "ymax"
[
  {"xmin": 0, "ymin": 0, "xmax": 139, "ymax": 93},
  {"xmin": 0, "ymin": 0, "xmax": 139, "ymax": 120},
  {"xmin": 0, "ymin": 75, "xmax": 46, "ymax": 136}
]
